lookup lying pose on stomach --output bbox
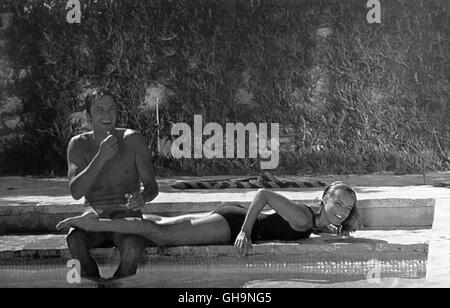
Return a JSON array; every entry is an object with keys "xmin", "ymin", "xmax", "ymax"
[{"xmin": 58, "ymin": 182, "xmax": 361, "ymax": 257}]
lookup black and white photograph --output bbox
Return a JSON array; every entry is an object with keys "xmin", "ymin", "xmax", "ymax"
[{"xmin": 0, "ymin": 0, "xmax": 449, "ymax": 291}]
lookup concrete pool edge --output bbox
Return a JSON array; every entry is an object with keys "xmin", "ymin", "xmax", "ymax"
[
  {"xmin": 0, "ymin": 229, "xmax": 430, "ymax": 261},
  {"xmin": 0, "ymin": 198, "xmax": 436, "ymax": 234},
  {"xmin": 1, "ymin": 182, "xmax": 445, "ymax": 233}
]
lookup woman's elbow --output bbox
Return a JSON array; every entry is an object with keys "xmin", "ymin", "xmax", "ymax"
[
  {"xmin": 257, "ymin": 188, "xmax": 269, "ymax": 196},
  {"xmin": 257, "ymin": 188, "xmax": 276, "ymax": 199},
  {"xmin": 254, "ymin": 188, "xmax": 273, "ymax": 204}
]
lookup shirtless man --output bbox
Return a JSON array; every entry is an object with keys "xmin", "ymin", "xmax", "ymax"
[{"xmin": 66, "ymin": 88, "xmax": 159, "ymax": 279}]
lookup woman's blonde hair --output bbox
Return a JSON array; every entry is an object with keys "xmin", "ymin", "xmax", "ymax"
[{"xmin": 319, "ymin": 181, "xmax": 362, "ymax": 233}]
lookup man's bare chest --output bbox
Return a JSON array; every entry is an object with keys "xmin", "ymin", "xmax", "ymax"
[{"xmin": 85, "ymin": 142, "xmax": 136, "ymax": 177}]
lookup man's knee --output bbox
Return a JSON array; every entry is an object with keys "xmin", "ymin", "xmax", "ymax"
[
  {"xmin": 67, "ymin": 229, "xmax": 88, "ymax": 249},
  {"xmin": 113, "ymin": 234, "xmax": 146, "ymax": 260}
]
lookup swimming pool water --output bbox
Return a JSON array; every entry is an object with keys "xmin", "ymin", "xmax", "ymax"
[{"xmin": 0, "ymin": 255, "xmax": 427, "ymax": 288}]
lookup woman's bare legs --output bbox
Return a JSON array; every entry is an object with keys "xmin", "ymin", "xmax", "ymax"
[
  {"xmin": 143, "ymin": 212, "xmax": 211, "ymax": 225},
  {"xmin": 154, "ymin": 214, "xmax": 231, "ymax": 246},
  {"xmin": 58, "ymin": 212, "xmax": 232, "ymax": 246}
]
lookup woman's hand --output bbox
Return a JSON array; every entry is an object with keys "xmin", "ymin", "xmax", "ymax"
[
  {"xmin": 326, "ymin": 224, "xmax": 342, "ymax": 234},
  {"xmin": 317, "ymin": 224, "xmax": 350, "ymax": 236},
  {"xmin": 234, "ymin": 230, "xmax": 252, "ymax": 257}
]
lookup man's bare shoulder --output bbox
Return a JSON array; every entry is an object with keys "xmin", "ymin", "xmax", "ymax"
[
  {"xmin": 121, "ymin": 129, "xmax": 146, "ymax": 144},
  {"xmin": 68, "ymin": 132, "xmax": 93, "ymax": 149}
]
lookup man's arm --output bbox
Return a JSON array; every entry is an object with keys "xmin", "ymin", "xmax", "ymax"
[
  {"xmin": 68, "ymin": 134, "xmax": 117, "ymax": 200},
  {"xmin": 133, "ymin": 132, "xmax": 159, "ymax": 203}
]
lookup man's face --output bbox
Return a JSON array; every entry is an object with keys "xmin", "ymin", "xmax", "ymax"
[{"xmin": 88, "ymin": 95, "xmax": 117, "ymax": 133}]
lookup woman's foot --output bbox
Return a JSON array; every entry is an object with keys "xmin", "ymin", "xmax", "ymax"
[{"xmin": 56, "ymin": 210, "xmax": 101, "ymax": 231}]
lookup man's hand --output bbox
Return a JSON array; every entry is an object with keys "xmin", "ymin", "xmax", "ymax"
[
  {"xmin": 98, "ymin": 132, "xmax": 118, "ymax": 162},
  {"xmin": 125, "ymin": 191, "xmax": 146, "ymax": 211},
  {"xmin": 234, "ymin": 230, "xmax": 252, "ymax": 257}
]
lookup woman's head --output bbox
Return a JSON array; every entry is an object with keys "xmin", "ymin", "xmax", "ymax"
[{"xmin": 319, "ymin": 182, "xmax": 361, "ymax": 233}]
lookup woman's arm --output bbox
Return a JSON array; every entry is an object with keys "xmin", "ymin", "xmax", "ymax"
[
  {"xmin": 241, "ymin": 189, "xmax": 313, "ymax": 234},
  {"xmin": 235, "ymin": 189, "xmax": 313, "ymax": 257}
]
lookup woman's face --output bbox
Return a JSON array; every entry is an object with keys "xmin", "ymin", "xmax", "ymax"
[{"xmin": 323, "ymin": 188, "xmax": 355, "ymax": 226}]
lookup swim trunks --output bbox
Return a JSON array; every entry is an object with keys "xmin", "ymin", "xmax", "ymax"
[{"xmin": 213, "ymin": 203, "xmax": 315, "ymax": 244}]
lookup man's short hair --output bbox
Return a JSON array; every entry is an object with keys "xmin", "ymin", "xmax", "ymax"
[{"xmin": 85, "ymin": 88, "xmax": 117, "ymax": 116}]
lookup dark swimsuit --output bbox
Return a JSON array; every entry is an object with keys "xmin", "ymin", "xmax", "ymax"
[{"xmin": 213, "ymin": 203, "xmax": 316, "ymax": 244}]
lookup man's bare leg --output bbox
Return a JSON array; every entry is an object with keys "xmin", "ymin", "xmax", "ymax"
[
  {"xmin": 66, "ymin": 228, "xmax": 107, "ymax": 279},
  {"xmin": 112, "ymin": 234, "xmax": 146, "ymax": 278}
]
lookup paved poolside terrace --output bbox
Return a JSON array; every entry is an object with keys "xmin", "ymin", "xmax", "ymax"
[{"xmin": 0, "ymin": 173, "xmax": 449, "ymax": 287}]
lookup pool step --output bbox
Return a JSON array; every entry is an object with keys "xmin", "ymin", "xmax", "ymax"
[
  {"xmin": 0, "ymin": 230, "xmax": 430, "ymax": 261},
  {"xmin": 0, "ymin": 197, "xmax": 436, "ymax": 234},
  {"xmin": 2, "ymin": 176, "xmax": 448, "ymax": 234}
]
